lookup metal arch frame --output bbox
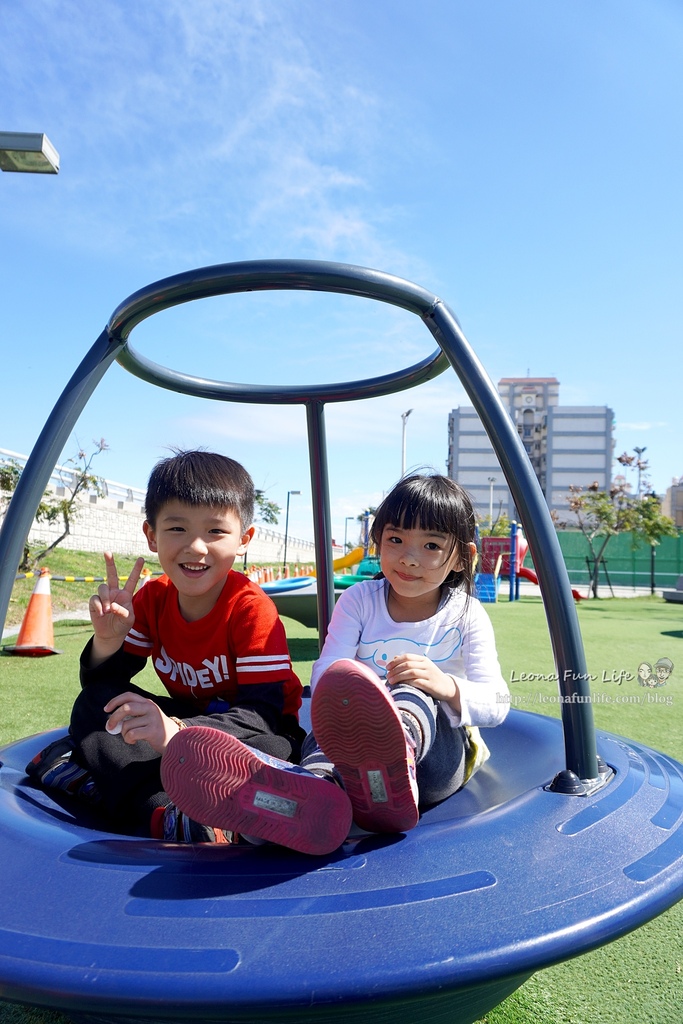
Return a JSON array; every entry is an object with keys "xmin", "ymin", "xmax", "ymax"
[{"xmin": 0, "ymin": 259, "xmax": 599, "ymax": 785}]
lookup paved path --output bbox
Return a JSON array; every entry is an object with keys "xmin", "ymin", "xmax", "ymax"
[
  {"xmin": 515, "ymin": 580, "xmax": 668, "ymax": 601},
  {"xmin": 2, "ymin": 608, "xmax": 91, "ymax": 641}
]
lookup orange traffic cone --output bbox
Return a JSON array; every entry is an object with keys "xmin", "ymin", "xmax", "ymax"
[{"xmin": 4, "ymin": 568, "xmax": 61, "ymax": 656}]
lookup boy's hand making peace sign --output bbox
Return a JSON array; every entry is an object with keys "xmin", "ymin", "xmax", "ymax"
[{"xmin": 88, "ymin": 553, "xmax": 145, "ymax": 666}]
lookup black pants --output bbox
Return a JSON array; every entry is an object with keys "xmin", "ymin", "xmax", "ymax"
[{"xmin": 70, "ymin": 680, "xmax": 303, "ymax": 834}]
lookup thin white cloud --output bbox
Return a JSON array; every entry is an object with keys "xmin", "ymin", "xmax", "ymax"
[
  {"xmin": 616, "ymin": 421, "xmax": 668, "ymax": 431},
  {"xmin": 1, "ymin": 0, "xmax": 413, "ymax": 272},
  {"xmin": 175, "ymin": 405, "xmax": 306, "ymax": 446}
]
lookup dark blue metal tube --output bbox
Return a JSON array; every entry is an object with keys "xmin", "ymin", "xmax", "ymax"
[
  {"xmin": 423, "ymin": 301, "xmax": 598, "ymax": 782},
  {"xmin": 0, "ymin": 330, "xmax": 123, "ymax": 635},
  {"xmin": 107, "ymin": 260, "xmax": 443, "ymax": 338},
  {"xmin": 306, "ymin": 401, "xmax": 335, "ymax": 648}
]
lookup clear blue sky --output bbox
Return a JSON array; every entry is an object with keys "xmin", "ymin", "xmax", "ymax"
[{"xmin": 2, "ymin": 0, "xmax": 681, "ymax": 546}]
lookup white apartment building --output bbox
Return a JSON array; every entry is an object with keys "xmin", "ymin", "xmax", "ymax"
[{"xmin": 447, "ymin": 378, "xmax": 614, "ymax": 522}]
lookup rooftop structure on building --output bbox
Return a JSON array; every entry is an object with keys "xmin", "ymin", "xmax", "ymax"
[{"xmin": 447, "ymin": 378, "xmax": 614, "ymax": 524}]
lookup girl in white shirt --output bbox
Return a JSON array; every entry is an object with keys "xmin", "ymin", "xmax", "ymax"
[{"xmin": 300, "ymin": 472, "xmax": 509, "ymax": 833}]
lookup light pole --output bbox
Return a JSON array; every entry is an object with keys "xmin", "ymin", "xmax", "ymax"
[
  {"xmin": 0, "ymin": 132, "xmax": 60, "ymax": 173},
  {"xmin": 488, "ymin": 477, "xmax": 496, "ymax": 531},
  {"xmin": 344, "ymin": 516, "xmax": 354, "ymax": 552},
  {"xmin": 633, "ymin": 446, "xmax": 647, "ymax": 498},
  {"xmin": 401, "ymin": 409, "xmax": 413, "ymax": 477},
  {"xmin": 282, "ymin": 490, "xmax": 300, "ymax": 575}
]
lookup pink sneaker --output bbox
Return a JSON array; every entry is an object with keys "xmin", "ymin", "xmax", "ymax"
[
  {"xmin": 311, "ymin": 660, "xmax": 419, "ymax": 834},
  {"xmin": 160, "ymin": 728, "xmax": 352, "ymax": 856}
]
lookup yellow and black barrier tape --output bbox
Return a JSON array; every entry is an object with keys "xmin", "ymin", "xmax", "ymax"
[{"xmin": 14, "ymin": 572, "xmax": 164, "ymax": 583}]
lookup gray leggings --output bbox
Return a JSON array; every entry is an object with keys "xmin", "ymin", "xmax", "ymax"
[{"xmin": 301, "ymin": 682, "xmax": 468, "ymax": 807}]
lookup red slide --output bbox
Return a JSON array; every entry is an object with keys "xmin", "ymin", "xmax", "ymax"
[{"xmin": 518, "ymin": 565, "xmax": 584, "ymax": 601}]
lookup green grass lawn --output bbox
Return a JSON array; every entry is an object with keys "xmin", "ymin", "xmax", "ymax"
[
  {"xmin": 5, "ymin": 550, "xmax": 156, "ymax": 630},
  {"xmin": 475, "ymin": 595, "xmax": 683, "ymax": 1024},
  {"xmin": 1, "ymin": 594, "xmax": 682, "ymax": 1024}
]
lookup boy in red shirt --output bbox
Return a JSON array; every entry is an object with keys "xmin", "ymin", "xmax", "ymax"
[{"xmin": 28, "ymin": 450, "xmax": 350, "ymax": 849}]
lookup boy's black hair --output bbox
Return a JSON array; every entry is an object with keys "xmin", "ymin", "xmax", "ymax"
[
  {"xmin": 144, "ymin": 449, "xmax": 255, "ymax": 529},
  {"xmin": 370, "ymin": 473, "xmax": 477, "ymax": 595}
]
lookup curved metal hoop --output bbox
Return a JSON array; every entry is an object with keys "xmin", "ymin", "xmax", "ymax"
[{"xmin": 111, "ymin": 259, "xmax": 450, "ymax": 404}]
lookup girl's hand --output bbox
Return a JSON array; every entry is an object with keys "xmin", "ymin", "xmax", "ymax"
[
  {"xmin": 386, "ymin": 654, "xmax": 461, "ymax": 715},
  {"xmin": 104, "ymin": 692, "xmax": 181, "ymax": 755}
]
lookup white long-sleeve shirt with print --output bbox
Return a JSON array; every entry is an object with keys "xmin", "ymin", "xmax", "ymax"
[{"xmin": 310, "ymin": 578, "xmax": 510, "ymax": 729}]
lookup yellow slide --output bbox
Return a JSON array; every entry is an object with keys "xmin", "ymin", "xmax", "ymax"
[{"xmin": 333, "ymin": 546, "xmax": 364, "ymax": 571}]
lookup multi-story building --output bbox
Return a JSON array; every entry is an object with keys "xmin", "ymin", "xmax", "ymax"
[
  {"xmin": 662, "ymin": 477, "xmax": 683, "ymax": 528},
  {"xmin": 447, "ymin": 377, "xmax": 614, "ymax": 523}
]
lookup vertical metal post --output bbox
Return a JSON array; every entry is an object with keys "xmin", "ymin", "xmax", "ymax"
[
  {"xmin": 400, "ymin": 409, "xmax": 412, "ymax": 477},
  {"xmin": 509, "ymin": 521, "xmax": 518, "ymax": 603},
  {"xmin": 488, "ymin": 476, "xmax": 495, "ymax": 529},
  {"xmin": 305, "ymin": 401, "xmax": 335, "ymax": 649},
  {"xmin": 282, "ymin": 490, "xmax": 300, "ymax": 576},
  {"xmin": 283, "ymin": 495, "xmax": 291, "ymax": 576}
]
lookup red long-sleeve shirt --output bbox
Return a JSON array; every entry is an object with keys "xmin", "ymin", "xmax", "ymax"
[{"xmin": 122, "ymin": 571, "xmax": 302, "ymax": 719}]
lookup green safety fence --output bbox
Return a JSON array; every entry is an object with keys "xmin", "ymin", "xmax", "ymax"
[{"xmin": 524, "ymin": 530, "xmax": 683, "ymax": 590}]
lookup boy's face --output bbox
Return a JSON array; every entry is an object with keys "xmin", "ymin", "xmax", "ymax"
[{"xmin": 143, "ymin": 500, "xmax": 253, "ymax": 619}]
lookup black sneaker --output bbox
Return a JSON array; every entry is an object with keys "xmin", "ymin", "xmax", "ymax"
[
  {"xmin": 151, "ymin": 803, "xmax": 237, "ymax": 844},
  {"xmin": 26, "ymin": 736, "xmax": 101, "ymax": 803}
]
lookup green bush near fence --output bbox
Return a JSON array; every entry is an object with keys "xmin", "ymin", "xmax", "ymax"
[{"xmin": 524, "ymin": 530, "xmax": 683, "ymax": 590}]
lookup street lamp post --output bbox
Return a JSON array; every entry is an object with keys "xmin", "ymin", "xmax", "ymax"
[
  {"xmin": 488, "ymin": 476, "xmax": 496, "ymax": 531},
  {"xmin": 344, "ymin": 516, "xmax": 354, "ymax": 552},
  {"xmin": 633, "ymin": 446, "xmax": 647, "ymax": 498},
  {"xmin": 282, "ymin": 490, "xmax": 300, "ymax": 575},
  {"xmin": 401, "ymin": 409, "xmax": 413, "ymax": 477},
  {"xmin": 0, "ymin": 132, "xmax": 60, "ymax": 174}
]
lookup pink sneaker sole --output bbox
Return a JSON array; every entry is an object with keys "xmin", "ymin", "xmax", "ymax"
[
  {"xmin": 160, "ymin": 728, "xmax": 352, "ymax": 856},
  {"xmin": 311, "ymin": 660, "xmax": 419, "ymax": 834}
]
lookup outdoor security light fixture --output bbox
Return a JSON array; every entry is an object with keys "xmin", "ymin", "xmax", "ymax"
[{"xmin": 0, "ymin": 132, "xmax": 60, "ymax": 174}]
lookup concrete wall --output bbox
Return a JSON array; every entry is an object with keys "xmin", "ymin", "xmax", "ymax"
[{"xmin": 4, "ymin": 489, "xmax": 337, "ymax": 566}]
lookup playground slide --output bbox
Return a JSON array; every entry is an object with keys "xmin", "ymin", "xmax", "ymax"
[
  {"xmin": 518, "ymin": 565, "xmax": 584, "ymax": 602},
  {"xmin": 333, "ymin": 546, "xmax": 364, "ymax": 571}
]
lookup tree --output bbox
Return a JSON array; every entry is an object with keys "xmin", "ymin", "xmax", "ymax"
[
  {"xmin": 254, "ymin": 491, "xmax": 280, "ymax": 526},
  {"xmin": 479, "ymin": 509, "xmax": 512, "ymax": 538},
  {"xmin": 563, "ymin": 453, "xmax": 677, "ymax": 597},
  {"xmin": 0, "ymin": 440, "xmax": 109, "ymax": 571}
]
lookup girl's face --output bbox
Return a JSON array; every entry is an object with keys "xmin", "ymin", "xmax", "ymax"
[
  {"xmin": 379, "ymin": 523, "xmax": 470, "ymax": 603},
  {"xmin": 638, "ymin": 663, "xmax": 651, "ymax": 680}
]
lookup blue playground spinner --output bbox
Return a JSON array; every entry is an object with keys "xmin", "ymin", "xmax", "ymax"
[{"xmin": 1, "ymin": 261, "xmax": 682, "ymax": 1024}]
